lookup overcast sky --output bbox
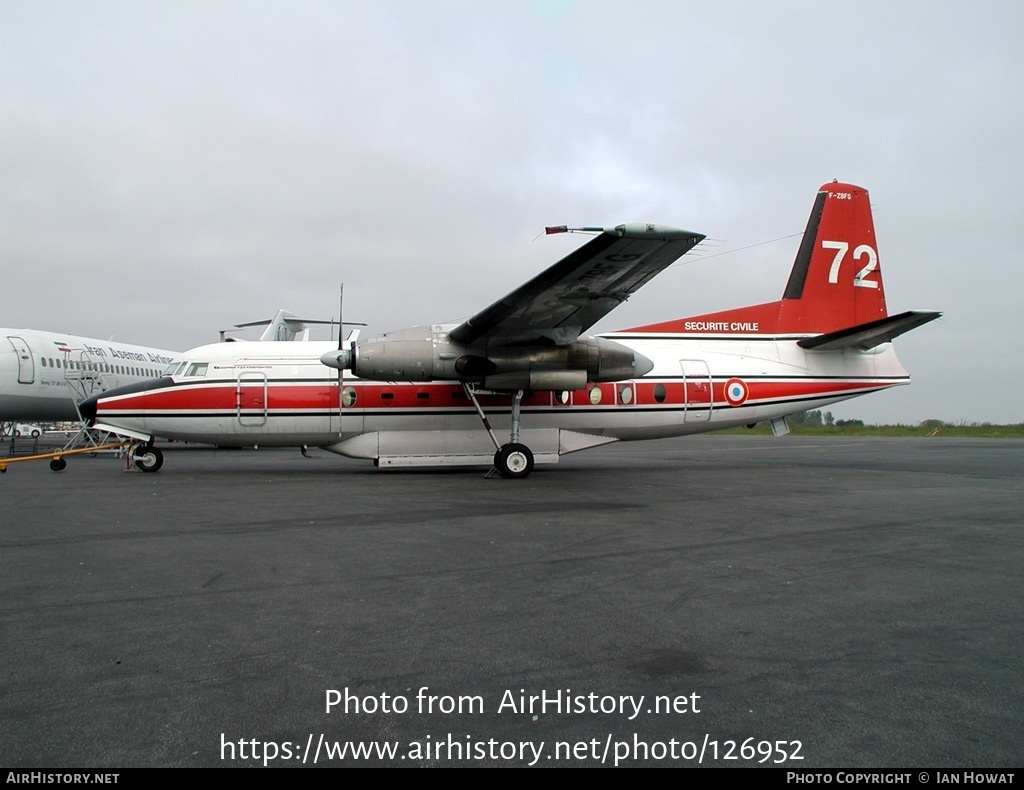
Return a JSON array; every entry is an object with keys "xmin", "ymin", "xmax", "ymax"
[{"xmin": 2, "ymin": 1, "xmax": 1021, "ymax": 424}]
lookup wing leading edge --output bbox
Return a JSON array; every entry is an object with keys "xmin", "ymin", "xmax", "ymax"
[{"xmin": 449, "ymin": 224, "xmax": 705, "ymax": 347}]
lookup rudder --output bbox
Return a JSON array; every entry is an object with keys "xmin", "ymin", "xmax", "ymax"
[
  {"xmin": 623, "ymin": 181, "xmax": 892, "ymax": 337},
  {"xmin": 776, "ymin": 181, "xmax": 888, "ymax": 333}
]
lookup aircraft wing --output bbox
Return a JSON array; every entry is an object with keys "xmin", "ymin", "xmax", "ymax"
[{"xmin": 448, "ymin": 224, "xmax": 705, "ymax": 347}]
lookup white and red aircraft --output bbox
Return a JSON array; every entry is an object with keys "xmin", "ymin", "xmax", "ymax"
[{"xmin": 80, "ymin": 181, "xmax": 940, "ymax": 477}]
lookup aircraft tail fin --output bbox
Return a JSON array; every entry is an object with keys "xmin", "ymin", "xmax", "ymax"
[
  {"xmin": 774, "ymin": 180, "xmax": 888, "ymax": 333},
  {"xmin": 233, "ymin": 310, "xmax": 366, "ymax": 342},
  {"xmin": 257, "ymin": 310, "xmax": 309, "ymax": 342},
  {"xmin": 626, "ymin": 181, "xmax": 910, "ymax": 337}
]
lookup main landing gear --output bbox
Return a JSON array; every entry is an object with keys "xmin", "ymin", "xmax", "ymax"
[
  {"xmin": 494, "ymin": 442, "xmax": 534, "ymax": 479},
  {"xmin": 462, "ymin": 384, "xmax": 535, "ymax": 479}
]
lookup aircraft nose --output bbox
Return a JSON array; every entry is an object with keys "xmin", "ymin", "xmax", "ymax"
[{"xmin": 78, "ymin": 394, "xmax": 99, "ymax": 424}]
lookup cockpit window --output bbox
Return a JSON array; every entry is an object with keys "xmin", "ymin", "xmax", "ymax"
[
  {"xmin": 183, "ymin": 362, "xmax": 209, "ymax": 377},
  {"xmin": 164, "ymin": 361, "xmax": 184, "ymax": 376}
]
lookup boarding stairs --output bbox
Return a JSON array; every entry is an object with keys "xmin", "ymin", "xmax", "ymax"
[{"xmin": 62, "ymin": 347, "xmax": 109, "ymax": 405}]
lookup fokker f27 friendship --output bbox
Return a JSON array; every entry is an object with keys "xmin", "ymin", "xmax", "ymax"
[{"xmin": 81, "ymin": 182, "xmax": 940, "ymax": 478}]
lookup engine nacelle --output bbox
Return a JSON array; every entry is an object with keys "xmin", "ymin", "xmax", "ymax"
[
  {"xmin": 483, "ymin": 370, "xmax": 588, "ymax": 391},
  {"xmin": 320, "ymin": 326, "xmax": 446, "ymax": 380},
  {"xmin": 320, "ymin": 326, "xmax": 653, "ymax": 388}
]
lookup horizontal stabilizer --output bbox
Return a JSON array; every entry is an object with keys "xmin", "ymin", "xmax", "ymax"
[
  {"xmin": 798, "ymin": 310, "xmax": 941, "ymax": 351},
  {"xmin": 233, "ymin": 309, "xmax": 367, "ymax": 342}
]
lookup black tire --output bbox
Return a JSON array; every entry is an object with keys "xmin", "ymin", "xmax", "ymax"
[
  {"xmin": 134, "ymin": 446, "xmax": 164, "ymax": 473},
  {"xmin": 494, "ymin": 443, "xmax": 534, "ymax": 479},
  {"xmin": 50, "ymin": 457, "xmax": 67, "ymax": 472},
  {"xmin": 31, "ymin": 429, "xmax": 41, "ymax": 438}
]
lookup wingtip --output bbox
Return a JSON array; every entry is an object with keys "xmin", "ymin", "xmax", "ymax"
[{"xmin": 613, "ymin": 223, "xmax": 705, "ymax": 241}]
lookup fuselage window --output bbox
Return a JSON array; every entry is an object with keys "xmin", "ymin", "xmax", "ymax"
[
  {"xmin": 653, "ymin": 383, "xmax": 667, "ymax": 403},
  {"xmin": 618, "ymin": 384, "xmax": 634, "ymax": 405},
  {"xmin": 341, "ymin": 386, "xmax": 357, "ymax": 407}
]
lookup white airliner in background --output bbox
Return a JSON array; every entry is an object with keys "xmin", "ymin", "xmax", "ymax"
[
  {"xmin": 1, "ymin": 309, "xmax": 329, "ymax": 427},
  {"xmin": 0, "ymin": 330, "xmax": 179, "ymax": 425}
]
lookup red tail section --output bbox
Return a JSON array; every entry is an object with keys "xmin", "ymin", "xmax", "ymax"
[{"xmin": 627, "ymin": 181, "xmax": 889, "ymax": 336}]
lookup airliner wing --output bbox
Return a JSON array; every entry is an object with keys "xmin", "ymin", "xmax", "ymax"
[{"xmin": 448, "ymin": 224, "xmax": 705, "ymax": 347}]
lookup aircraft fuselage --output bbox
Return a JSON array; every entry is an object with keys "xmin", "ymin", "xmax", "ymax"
[{"xmin": 84, "ymin": 329, "xmax": 908, "ymax": 466}]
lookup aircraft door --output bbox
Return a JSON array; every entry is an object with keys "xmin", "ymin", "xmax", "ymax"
[
  {"xmin": 7, "ymin": 336, "xmax": 35, "ymax": 384},
  {"xmin": 237, "ymin": 372, "xmax": 268, "ymax": 427},
  {"xmin": 680, "ymin": 359, "xmax": 712, "ymax": 423}
]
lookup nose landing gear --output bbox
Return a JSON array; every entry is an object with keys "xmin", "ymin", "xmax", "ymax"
[{"xmin": 132, "ymin": 444, "xmax": 164, "ymax": 473}]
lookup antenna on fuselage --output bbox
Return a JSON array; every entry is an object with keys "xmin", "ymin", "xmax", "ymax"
[{"xmin": 338, "ymin": 284, "xmax": 346, "ymax": 425}]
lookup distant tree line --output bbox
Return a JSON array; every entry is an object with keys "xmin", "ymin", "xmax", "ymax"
[
  {"xmin": 787, "ymin": 410, "xmax": 864, "ymax": 427},
  {"xmin": 787, "ymin": 412, "xmax": 1009, "ymax": 429}
]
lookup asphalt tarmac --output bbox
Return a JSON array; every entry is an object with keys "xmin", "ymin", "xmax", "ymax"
[{"xmin": 1, "ymin": 436, "xmax": 1022, "ymax": 768}]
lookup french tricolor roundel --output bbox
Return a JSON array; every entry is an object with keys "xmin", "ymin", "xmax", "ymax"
[{"xmin": 724, "ymin": 378, "xmax": 749, "ymax": 407}]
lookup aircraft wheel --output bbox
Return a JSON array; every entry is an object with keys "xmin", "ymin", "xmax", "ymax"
[
  {"xmin": 494, "ymin": 443, "xmax": 534, "ymax": 479},
  {"xmin": 134, "ymin": 446, "xmax": 164, "ymax": 473},
  {"xmin": 50, "ymin": 457, "xmax": 67, "ymax": 472}
]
